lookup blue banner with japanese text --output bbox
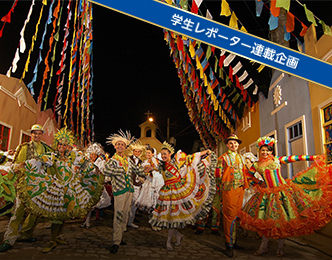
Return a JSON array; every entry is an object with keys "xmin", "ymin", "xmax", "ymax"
[{"xmin": 89, "ymin": 0, "xmax": 332, "ymax": 89}]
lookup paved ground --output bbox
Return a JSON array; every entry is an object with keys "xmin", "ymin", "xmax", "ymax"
[{"xmin": 0, "ymin": 208, "xmax": 331, "ymax": 260}]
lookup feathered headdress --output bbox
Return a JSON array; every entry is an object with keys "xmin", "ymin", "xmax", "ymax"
[
  {"xmin": 161, "ymin": 141, "xmax": 175, "ymax": 155},
  {"xmin": 256, "ymin": 136, "xmax": 276, "ymax": 149},
  {"xmin": 85, "ymin": 143, "xmax": 104, "ymax": 156},
  {"xmin": 53, "ymin": 127, "xmax": 75, "ymax": 149},
  {"xmin": 106, "ymin": 129, "xmax": 134, "ymax": 147}
]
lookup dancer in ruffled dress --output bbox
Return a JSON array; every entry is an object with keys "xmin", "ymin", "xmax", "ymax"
[
  {"xmin": 239, "ymin": 137, "xmax": 332, "ymax": 257},
  {"xmin": 81, "ymin": 143, "xmax": 111, "ymax": 229},
  {"xmin": 135, "ymin": 146, "xmax": 164, "ymax": 231},
  {"xmin": 0, "ymin": 149, "xmax": 16, "ymax": 216},
  {"xmin": 136, "ymin": 146, "xmax": 164, "ymax": 212},
  {"xmin": 0, "ymin": 124, "xmax": 53, "ymax": 253},
  {"xmin": 149, "ymin": 141, "xmax": 217, "ymax": 251},
  {"xmin": 17, "ymin": 128, "xmax": 104, "ymax": 253}
]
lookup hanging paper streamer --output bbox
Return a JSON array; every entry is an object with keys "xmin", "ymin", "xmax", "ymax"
[
  {"xmin": 7, "ymin": 0, "xmax": 35, "ymax": 77},
  {"xmin": 53, "ymin": 0, "xmax": 73, "ymax": 118},
  {"xmin": 26, "ymin": 0, "xmax": 51, "ymax": 95},
  {"xmin": 44, "ymin": 0, "xmax": 64, "ymax": 110},
  {"xmin": 63, "ymin": 0, "xmax": 79, "ymax": 127},
  {"xmin": 38, "ymin": 0, "xmax": 60, "ymax": 105},
  {"xmin": 0, "ymin": 0, "xmax": 18, "ymax": 38}
]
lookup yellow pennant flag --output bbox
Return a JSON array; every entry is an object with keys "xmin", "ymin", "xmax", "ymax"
[
  {"xmin": 240, "ymin": 26, "xmax": 247, "ymax": 32},
  {"xmin": 229, "ymin": 12, "xmax": 239, "ymax": 29},
  {"xmin": 189, "ymin": 43, "xmax": 196, "ymax": 58},
  {"xmin": 166, "ymin": 0, "xmax": 173, "ymax": 5},
  {"xmin": 257, "ymin": 64, "xmax": 265, "ymax": 73},
  {"xmin": 220, "ymin": 0, "xmax": 231, "ymax": 17},
  {"xmin": 276, "ymin": 0, "xmax": 290, "ymax": 12}
]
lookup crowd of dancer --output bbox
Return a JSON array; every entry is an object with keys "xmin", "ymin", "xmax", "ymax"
[{"xmin": 0, "ymin": 124, "xmax": 332, "ymax": 258}]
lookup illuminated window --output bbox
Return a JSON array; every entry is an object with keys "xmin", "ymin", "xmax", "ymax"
[
  {"xmin": 0, "ymin": 124, "xmax": 11, "ymax": 151},
  {"xmin": 322, "ymin": 103, "xmax": 332, "ymax": 163},
  {"xmin": 21, "ymin": 133, "xmax": 31, "ymax": 143}
]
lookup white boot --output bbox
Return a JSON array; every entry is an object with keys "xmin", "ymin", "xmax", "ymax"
[
  {"xmin": 174, "ymin": 230, "xmax": 183, "ymax": 246},
  {"xmin": 254, "ymin": 236, "xmax": 269, "ymax": 256},
  {"xmin": 276, "ymin": 238, "xmax": 285, "ymax": 257},
  {"xmin": 166, "ymin": 229, "xmax": 175, "ymax": 251}
]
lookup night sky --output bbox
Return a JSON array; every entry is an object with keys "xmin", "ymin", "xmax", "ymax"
[{"xmin": 1, "ymin": 1, "xmax": 331, "ymax": 154}]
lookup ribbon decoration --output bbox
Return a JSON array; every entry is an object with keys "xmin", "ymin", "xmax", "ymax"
[
  {"xmin": 44, "ymin": 0, "xmax": 64, "ymax": 111},
  {"xmin": 53, "ymin": 0, "xmax": 73, "ymax": 118},
  {"xmin": 26, "ymin": 0, "xmax": 52, "ymax": 95},
  {"xmin": 38, "ymin": 0, "xmax": 60, "ymax": 105},
  {"xmin": 6, "ymin": 0, "xmax": 35, "ymax": 77},
  {"xmin": 0, "ymin": 0, "xmax": 18, "ymax": 38}
]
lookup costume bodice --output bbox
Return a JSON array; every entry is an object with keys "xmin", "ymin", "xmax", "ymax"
[{"xmin": 253, "ymin": 158, "xmax": 287, "ymax": 188}]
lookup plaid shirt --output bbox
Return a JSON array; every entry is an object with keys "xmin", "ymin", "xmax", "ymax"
[{"xmin": 104, "ymin": 153, "xmax": 145, "ymax": 196}]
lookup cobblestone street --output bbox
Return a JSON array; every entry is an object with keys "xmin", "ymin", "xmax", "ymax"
[{"xmin": 0, "ymin": 208, "xmax": 331, "ymax": 260}]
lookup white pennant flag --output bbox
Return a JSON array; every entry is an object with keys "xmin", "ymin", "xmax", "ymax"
[
  {"xmin": 206, "ymin": 9, "xmax": 213, "ymax": 20},
  {"xmin": 238, "ymin": 70, "xmax": 248, "ymax": 82},
  {"xmin": 223, "ymin": 53, "xmax": 236, "ymax": 67},
  {"xmin": 243, "ymin": 78, "xmax": 254, "ymax": 89},
  {"xmin": 195, "ymin": 0, "xmax": 203, "ymax": 8},
  {"xmin": 232, "ymin": 62, "xmax": 242, "ymax": 75},
  {"xmin": 253, "ymin": 85, "xmax": 258, "ymax": 95}
]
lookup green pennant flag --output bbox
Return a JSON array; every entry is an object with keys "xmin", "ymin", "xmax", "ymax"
[
  {"xmin": 319, "ymin": 20, "xmax": 332, "ymax": 36},
  {"xmin": 232, "ymin": 93, "xmax": 240, "ymax": 103},
  {"xmin": 229, "ymin": 88, "xmax": 237, "ymax": 96},
  {"xmin": 219, "ymin": 67, "xmax": 223, "ymax": 79},
  {"xmin": 206, "ymin": 45, "xmax": 212, "ymax": 61},
  {"xmin": 180, "ymin": 0, "xmax": 188, "ymax": 10},
  {"xmin": 304, "ymin": 4, "xmax": 317, "ymax": 26},
  {"xmin": 214, "ymin": 56, "xmax": 218, "ymax": 73},
  {"xmin": 276, "ymin": 0, "xmax": 290, "ymax": 12}
]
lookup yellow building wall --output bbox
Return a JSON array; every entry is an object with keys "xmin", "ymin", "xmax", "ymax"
[
  {"xmin": 236, "ymin": 102, "xmax": 261, "ymax": 156},
  {"xmin": 301, "ymin": 24, "xmax": 332, "ymax": 252},
  {"xmin": 0, "ymin": 74, "xmax": 38, "ymax": 150},
  {"xmin": 305, "ymin": 25, "xmax": 332, "ymax": 155}
]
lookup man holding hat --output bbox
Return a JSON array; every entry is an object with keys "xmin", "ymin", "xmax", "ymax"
[
  {"xmin": 218, "ymin": 134, "xmax": 249, "ymax": 258},
  {"xmin": 104, "ymin": 130, "xmax": 148, "ymax": 254},
  {"xmin": 0, "ymin": 124, "xmax": 53, "ymax": 252}
]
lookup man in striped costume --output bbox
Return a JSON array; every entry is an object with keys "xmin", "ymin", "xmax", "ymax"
[{"xmin": 104, "ymin": 131, "xmax": 148, "ymax": 254}]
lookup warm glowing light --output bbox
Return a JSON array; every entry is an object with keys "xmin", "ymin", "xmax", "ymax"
[{"xmin": 149, "ymin": 117, "xmax": 154, "ymax": 122}]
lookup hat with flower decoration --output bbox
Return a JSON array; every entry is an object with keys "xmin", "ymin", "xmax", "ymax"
[
  {"xmin": 256, "ymin": 136, "xmax": 276, "ymax": 148},
  {"xmin": 28, "ymin": 124, "xmax": 45, "ymax": 133}
]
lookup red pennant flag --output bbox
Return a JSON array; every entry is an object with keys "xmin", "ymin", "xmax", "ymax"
[
  {"xmin": 235, "ymin": 75, "xmax": 240, "ymax": 89},
  {"xmin": 211, "ymin": 46, "xmax": 216, "ymax": 54},
  {"xmin": 177, "ymin": 35, "xmax": 183, "ymax": 52},
  {"xmin": 270, "ymin": 0, "xmax": 280, "ymax": 17},
  {"xmin": 219, "ymin": 55, "xmax": 225, "ymax": 68},
  {"xmin": 229, "ymin": 66, "xmax": 233, "ymax": 82},
  {"xmin": 300, "ymin": 22, "xmax": 308, "ymax": 37},
  {"xmin": 1, "ymin": 12, "xmax": 12, "ymax": 23},
  {"xmin": 286, "ymin": 12, "xmax": 295, "ymax": 33},
  {"xmin": 191, "ymin": 0, "xmax": 199, "ymax": 14},
  {"xmin": 0, "ymin": 25, "xmax": 4, "ymax": 38}
]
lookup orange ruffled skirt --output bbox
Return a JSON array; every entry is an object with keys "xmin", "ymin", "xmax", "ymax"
[{"xmin": 239, "ymin": 156, "xmax": 332, "ymax": 239}]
